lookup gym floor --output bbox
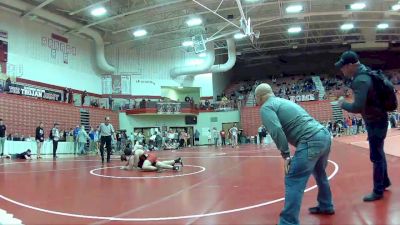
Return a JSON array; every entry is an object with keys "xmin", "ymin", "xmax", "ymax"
[{"xmin": 0, "ymin": 130, "xmax": 399, "ymax": 225}]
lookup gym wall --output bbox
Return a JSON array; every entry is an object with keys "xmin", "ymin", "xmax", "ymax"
[{"xmin": 0, "ymin": 9, "xmax": 102, "ymax": 93}]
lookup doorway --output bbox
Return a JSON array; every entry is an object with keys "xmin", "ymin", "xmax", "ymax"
[{"xmin": 169, "ymin": 126, "xmax": 194, "ymax": 147}]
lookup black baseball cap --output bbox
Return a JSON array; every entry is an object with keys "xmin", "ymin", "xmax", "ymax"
[{"xmin": 335, "ymin": 51, "xmax": 359, "ymax": 69}]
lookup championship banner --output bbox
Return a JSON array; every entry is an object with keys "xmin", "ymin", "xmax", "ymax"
[
  {"xmin": 0, "ymin": 30, "xmax": 8, "ymax": 75},
  {"xmin": 7, "ymin": 83, "xmax": 62, "ymax": 101},
  {"xmin": 112, "ymin": 75, "xmax": 121, "ymax": 94},
  {"xmin": 289, "ymin": 93, "xmax": 317, "ymax": 102}
]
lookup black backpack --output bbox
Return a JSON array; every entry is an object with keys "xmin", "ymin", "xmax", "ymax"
[{"xmin": 368, "ymin": 70, "xmax": 398, "ymax": 112}]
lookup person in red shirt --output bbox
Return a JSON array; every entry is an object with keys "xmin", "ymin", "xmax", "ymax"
[{"xmin": 220, "ymin": 129, "xmax": 226, "ymax": 146}]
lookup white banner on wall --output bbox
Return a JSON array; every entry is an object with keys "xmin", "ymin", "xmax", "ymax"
[
  {"xmin": 289, "ymin": 93, "xmax": 317, "ymax": 102},
  {"xmin": 121, "ymin": 75, "xmax": 131, "ymax": 94},
  {"xmin": 102, "ymin": 76, "xmax": 112, "ymax": 94}
]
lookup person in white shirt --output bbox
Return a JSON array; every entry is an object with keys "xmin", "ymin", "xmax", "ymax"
[
  {"xmin": 212, "ymin": 127, "xmax": 219, "ymax": 146},
  {"xmin": 78, "ymin": 125, "xmax": 90, "ymax": 155},
  {"xmin": 98, "ymin": 117, "xmax": 115, "ymax": 163},
  {"xmin": 229, "ymin": 124, "xmax": 239, "ymax": 148},
  {"xmin": 51, "ymin": 123, "xmax": 60, "ymax": 158}
]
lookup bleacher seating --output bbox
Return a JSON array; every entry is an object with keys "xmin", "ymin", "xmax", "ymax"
[{"xmin": 0, "ymin": 93, "xmax": 119, "ymax": 138}]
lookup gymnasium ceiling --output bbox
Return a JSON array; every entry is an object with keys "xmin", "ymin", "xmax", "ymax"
[{"xmin": 4, "ymin": 0, "xmax": 400, "ymax": 66}]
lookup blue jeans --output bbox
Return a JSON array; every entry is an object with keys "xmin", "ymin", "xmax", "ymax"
[
  {"xmin": 279, "ymin": 128, "xmax": 334, "ymax": 225},
  {"xmin": 79, "ymin": 142, "xmax": 86, "ymax": 154},
  {"xmin": 365, "ymin": 119, "xmax": 391, "ymax": 195}
]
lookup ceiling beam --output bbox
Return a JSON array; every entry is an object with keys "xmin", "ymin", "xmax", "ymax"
[
  {"xmin": 69, "ymin": 0, "xmax": 110, "ymax": 16},
  {"xmin": 112, "ymin": 0, "xmax": 297, "ymax": 34},
  {"xmin": 74, "ymin": 0, "xmax": 187, "ymax": 32},
  {"xmin": 110, "ymin": 16, "xmax": 399, "ymax": 48},
  {"xmin": 21, "ymin": 0, "xmax": 55, "ymax": 18}
]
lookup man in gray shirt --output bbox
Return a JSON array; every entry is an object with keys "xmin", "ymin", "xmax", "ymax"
[
  {"xmin": 99, "ymin": 116, "xmax": 115, "ymax": 163},
  {"xmin": 51, "ymin": 123, "xmax": 60, "ymax": 159},
  {"xmin": 255, "ymin": 83, "xmax": 334, "ymax": 225},
  {"xmin": 336, "ymin": 51, "xmax": 391, "ymax": 201}
]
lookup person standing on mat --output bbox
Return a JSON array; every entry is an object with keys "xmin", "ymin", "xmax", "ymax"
[
  {"xmin": 99, "ymin": 116, "xmax": 115, "ymax": 163},
  {"xmin": 335, "ymin": 51, "xmax": 392, "ymax": 201},
  {"xmin": 35, "ymin": 122, "xmax": 44, "ymax": 159},
  {"xmin": 220, "ymin": 129, "xmax": 226, "ymax": 146},
  {"xmin": 229, "ymin": 124, "xmax": 238, "ymax": 148},
  {"xmin": 255, "ymin": 83, "xmax": 334, "ymax": 225},
  {"xmin": 51, "ymin": 123, "xmax": 60, "ymax": 158},
  {"xmin": 0, "ymin": 119, "xmax": 6, "ymax": 158}
]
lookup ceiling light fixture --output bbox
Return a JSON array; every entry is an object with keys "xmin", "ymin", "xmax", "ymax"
[
  {"xmin": 234, "ymin": 33, "xmax": 246, "ymax": 39},
  {"xmin": 286, "ymin": 5, "xmax": 303, "ymax": 13},
  {"xmin": 350, "ymin": 2, "xmax": 366, "ymax": 10},
  {"xmin": 186, "ymin": 18, "xmax": 202, "ymax": 27},
  {"xmin": 391, "ymin": 4, "xmax": 400, "ymax": 11},
  {"xmin": 182, "ymin": 40, "xmax": 194, "ymax": 47},
  {"xmin": 90, "ymin": 7, "xmax": 107, "ymax": 16},
  {"xmin": 377, "ymin": 23, "xmax": 389, "ymax": 29},
  {"xmin": 198, "ymin": 52, "xmax": 207, "ymax": 57},
  {"xmin": 133, "ymin": 29, "xmax": 147, "ymax": 37},
  {"xmin": 288, "ymin": 27, "xmax": 302, "ymax": 33},
  {"xmin": 341, "ymin": 23, "xmax": 354, "ymax": 30}
]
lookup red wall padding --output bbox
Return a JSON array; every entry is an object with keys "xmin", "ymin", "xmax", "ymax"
[
  {"xmin": 240, "ymin": 100, "xmax": 333, "ymax": 136},
  {"xmin": 0, "ymin": 94, "xmax": 119, "ymax": 137}
]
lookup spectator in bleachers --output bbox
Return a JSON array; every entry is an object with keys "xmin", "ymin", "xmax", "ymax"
[
  {"xmin": 139, "ymin": 99, "xmax": 146, "ymax": 108},
  {"xmin": 205, "ymin": 99, "xmax": 210, "ymax": 110},
  {"xmin": 68, "ymin": 89, "xmax": 73, "ymax": 104},
  {"xmin": 0, "ymin": 119, "xmax": 6, "ymax": 158},
  {"xmin": 35, "ymin": 122, "xmax": 44, "ymax": 159},
  {"xmin": 81, "ymin": 91, "xmax": 88, "ymax": 106},
  {"xmin": 63, "ymin": 88, "xmax": 68, "ymax": 102},
  {"xmin": 133, "ymin": 98, "xmax": 138, "ymax": 108},
  {"xmin": 4, "ymin": 77, "xmax": 11, "ymax": 93},
  {"xmin": 108, "ymin": 95, "xmax": 113, "ymax": 109}
]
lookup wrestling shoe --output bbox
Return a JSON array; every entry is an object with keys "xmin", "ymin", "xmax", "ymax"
[
  {"xmin": 174, "ymin": 157, "xmax": 183, "ymax": 166},
  {"xmin": 308, "ymin": 207, "xmax": 335, "ymax": 215},
  {"xmin": 173, "ymin": 165, "xmax": 181, "ymax": 171}
]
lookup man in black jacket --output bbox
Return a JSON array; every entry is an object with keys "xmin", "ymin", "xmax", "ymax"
[{"xmin": 336, "ymin": 51, "xmax": 391, "ymax": 202}]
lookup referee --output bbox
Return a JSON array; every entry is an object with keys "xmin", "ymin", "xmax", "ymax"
[{"xmin": 98, "ymin": 116, "xmax": 115, "ymax": 163}]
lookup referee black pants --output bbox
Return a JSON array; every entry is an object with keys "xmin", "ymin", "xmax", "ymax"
[
  {"xmin": 52, "ymin": 140, "xmax": 58, "ymax": 158},
  {"xmin": 100, "ymin": 136, "xmax": 112, "ymax": 163}
]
